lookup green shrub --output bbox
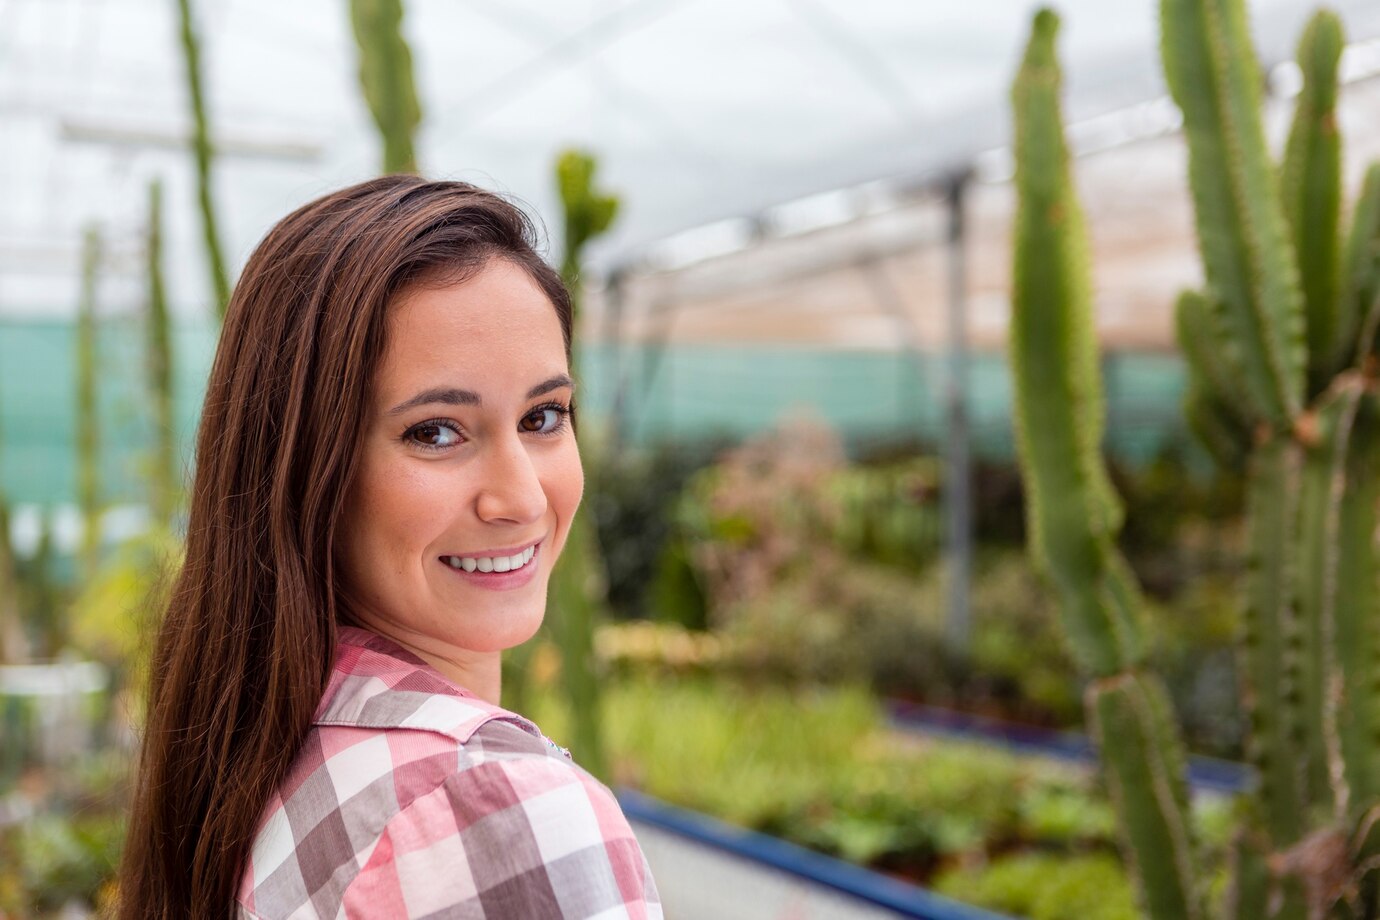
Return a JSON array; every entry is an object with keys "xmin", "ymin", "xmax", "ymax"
[
  {"xmin": 0, "ymin": 812, "xmax": 125, "ymax": 916},
  {"xmin": 934, "ymin": 852, "xmax": 1139, "ymax": 920}
]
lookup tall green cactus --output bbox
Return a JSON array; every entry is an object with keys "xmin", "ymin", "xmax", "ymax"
[
  {"xmin": 175, "ymin": 0, "xmax": 232, "ymax": 319},
  {"xmin": 1012, "ymin": 2, "xmax": 1380, "ymax": 916},
  {"xmin": 77, "ymin": 225, "xmax": 102, "ymax": 589},
  {"xmin": 535, "ymin": 148, "xmax": 621, "ymax": 780},
  {"xmin": 349, "ymin": 0, "xmax": 422, "ymax": 174},
  {"xmin": 146, "ymin": 179, "xmax": 177, "ymax": 530},
  {"xmin": 1011, "ymin": 13, "xmax": 1201, "ymax": 917}
]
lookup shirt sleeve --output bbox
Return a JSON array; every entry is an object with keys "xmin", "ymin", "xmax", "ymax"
[{"xmin": 340, "ymin": 748, "xmax": 663, "ymax": 919}]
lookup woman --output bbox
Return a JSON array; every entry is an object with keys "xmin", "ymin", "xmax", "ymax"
[{"xmin": 118, "ymin": 176, "xmax": 662, "ymax": 919}]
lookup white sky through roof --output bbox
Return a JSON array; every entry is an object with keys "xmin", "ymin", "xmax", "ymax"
[{"xmin": 2, "ymin": 0, "xmax": 1379, "ymax": 317}]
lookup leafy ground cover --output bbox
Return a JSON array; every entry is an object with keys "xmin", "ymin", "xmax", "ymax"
[{"xmin": 529, "ymin": 672, "xmax": 1239, "ymax": 920}]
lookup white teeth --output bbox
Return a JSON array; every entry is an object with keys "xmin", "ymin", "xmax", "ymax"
[{"xmin": 446, "ymin": 544, "xmax": 539, "ymax": 574}]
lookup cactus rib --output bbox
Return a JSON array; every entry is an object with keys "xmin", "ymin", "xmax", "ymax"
[
  {"xmin": 1244, "ymin": 433, "xmax": 1307, "ymax": 845},
  {"xmin": 1281, "ymin": 11, "xmax": 1344, "ymax": 393},
  {"xmin": 1329, "ymin": 391, "xmax": 1380, "ymax": 816},
  {"xmin": 1089, "ymin": 673, "xmax": 1202, "ymax": 919},
  {"xmin": 1160, "ymin": 0, "xmax": 1306, "ymax": 429},
  {"xmin": 1346, "ymin": 165, "xmax": 1380, "ymax": 359}
]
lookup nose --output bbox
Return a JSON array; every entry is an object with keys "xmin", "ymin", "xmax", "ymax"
[{"xmin": 474, "ymin": 433, "xmax": 547, "ymax": 525}]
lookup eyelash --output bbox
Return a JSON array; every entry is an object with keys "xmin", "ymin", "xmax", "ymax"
[{"xmin": 402, "ymin": 401, "xmax": 573, "ymax": 453}]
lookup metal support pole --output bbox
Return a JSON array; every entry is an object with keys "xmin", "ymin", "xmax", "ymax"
[{"xmin": 943, "ymin": 171, "xmax": 973, "ymax": 654}]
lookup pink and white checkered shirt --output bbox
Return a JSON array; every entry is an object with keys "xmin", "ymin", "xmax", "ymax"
[{"xmin": 235, "ymin": 626, "xmax": 662, "ymax": 919}]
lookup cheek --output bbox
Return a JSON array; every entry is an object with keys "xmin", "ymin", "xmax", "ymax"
[
  {"xmin": 342, "ymin": 457, "xmax": 449, "ymax": 572},
  {"xmin": 545, "ymin": 443, "xmax": 585, "ymax": 536}
]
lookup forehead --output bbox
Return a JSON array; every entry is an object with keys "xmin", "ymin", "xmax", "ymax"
[{"xmin": 376, "ymin": 259, "xmax": 568, "ymax": 397}]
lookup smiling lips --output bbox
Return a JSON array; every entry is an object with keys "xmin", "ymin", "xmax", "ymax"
[{"xmin": 441, "ymin": 544, "xmax": 537, "ymax": 574}]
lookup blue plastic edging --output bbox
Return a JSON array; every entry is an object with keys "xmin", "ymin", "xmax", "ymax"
[
  {"xmin": 885, "ymin": 700, "xmax": 1256, "ymax": 795},
  {"xmin": 615, "ymin": 787, "xmax": 1015, "ymax": 920}
]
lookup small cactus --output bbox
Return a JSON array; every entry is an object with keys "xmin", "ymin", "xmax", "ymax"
[
  {"xmin": 1010, "ymin": 2, "xmax": 1380, "ymax": 915},
  {"xmin": 555, "ymin": 148, "xmax": 620, "ymax": 320}
]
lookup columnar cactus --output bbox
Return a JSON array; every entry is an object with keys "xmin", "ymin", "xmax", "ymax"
[
  {"xmin": 1011, "ymin": 3, "xmax": 1380, "ymax": 916},
  {"xmin": 1011, "ymin": 13, "xmax": 1200, "ymax": 916},
  {"xmin": 538, "ymin": 147, "xmax": 621, "ymax": 780},
  {"xmin": 77, "ymin": 225, "xmax": 102, "ymax": 590},
  {"xmin": 349, "ymin": 0, "xmax": 422, "ymax": 175},
  {"xmin": 175, "ymin": 0, "xmax": 232, "ymax": 319},
  {"xmin": 146, "ymin": 179, "xmax": 177, "ymax": 530}
]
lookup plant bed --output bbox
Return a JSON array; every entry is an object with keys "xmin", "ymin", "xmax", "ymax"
[{"xmin": 527, "ymin": 673, "xmax": 1241, "ymax": 920}]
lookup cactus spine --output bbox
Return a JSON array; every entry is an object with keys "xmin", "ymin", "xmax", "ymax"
[
  {"xmin": 1012, "ymin": 1, "xmax": 1380, "ymax": 914},
  {"xmin": 175, "ymin": 0, "xmax": 232, "ymax": 319},
  {"xmin": 349, "ymin": 0, "xmax": 422, "ymax": 174}
]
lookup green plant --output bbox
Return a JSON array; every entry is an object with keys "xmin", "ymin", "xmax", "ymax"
[
  {"xmin": 77, "ymin": 225, "xmax": 102, "ymax": 592},
  {"xmin": 529, "ymin": 672, "xmax": 1232, "ymax": 905},
  {"xmin": 531, "ymin": 150, "xmax": 622, "ymax": 780},
  {"xmin": 1010, "ymin": 5, "xmax": 1380, "ymax": 917},
  {"xmin": 935, "ymin": 853, "xmax": 1140, "ymax": 920},
  {"xmin": 349, "ymin": 0, "xmax": 422, "ymax": 174},
  {"xmin": 146, "ymin": 178, "xmax": 177, "ymax": 529},
  {"xmin": 175, "ymin": 0, "xmax": 231, "ymax": 317},
  {"xmin": 554, "ymin": 148, "xmax": 619, "ymax": 319}
]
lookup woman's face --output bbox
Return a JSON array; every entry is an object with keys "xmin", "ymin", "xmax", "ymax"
[{"xmin": 337, "ymin": 257, "xmax": 582, "ymax": 658}]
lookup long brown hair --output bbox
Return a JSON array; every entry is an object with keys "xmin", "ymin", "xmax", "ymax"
[{"xmin": 118, "ymin": 176, "xmax": 573, "ymax": 919}]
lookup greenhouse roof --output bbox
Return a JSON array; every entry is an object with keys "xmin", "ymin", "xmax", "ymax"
[{"xmin": 2, "ymin": 0, "xmax": 1380, "ymax": 316}]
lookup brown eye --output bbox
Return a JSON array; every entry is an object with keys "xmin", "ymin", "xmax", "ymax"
[
  {"xmin": 405, "ymin": 420, "xmax": 462, "ymax": 450},
  {"xmin": 521, "ymin": 405, "xmax": 568, "ymax": 435}
]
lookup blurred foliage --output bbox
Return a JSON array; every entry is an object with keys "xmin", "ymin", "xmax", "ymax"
[
  {"xmin": 934, "ymin": 852, "xmax": 1139, "ymax": 920},
  {"xmin": 586, "ymin": 438, "xmax": 723, "ymax": 625},
  {"xmin": 528, "ymin": 671, "xmax": 1237, "ymax": 912},
  {"xmin": 630, "ymin": 418, "xmax": 1246, "ymax": 756},
  {"xmin": 69, "ymin": 524, "xmax": 182, "ymax": 708},
  {"xmin": 0, "ymin": 749, "xmax": 130, "ymax": 917}
]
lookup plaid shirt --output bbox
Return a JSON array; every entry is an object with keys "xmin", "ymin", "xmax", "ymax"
[{"xmin": 236, "ymin": 627, "xmax": 662, "ymax": 919}]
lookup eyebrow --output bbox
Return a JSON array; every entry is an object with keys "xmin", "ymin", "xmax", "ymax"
[{"xmin": 386, "ymin": 374, "xmax": 575, "ymax": 415}]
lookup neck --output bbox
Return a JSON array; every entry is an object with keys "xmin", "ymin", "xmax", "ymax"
[{"xmin": 349, "ymin": 617, "xmax": 503, "ymax": 705}]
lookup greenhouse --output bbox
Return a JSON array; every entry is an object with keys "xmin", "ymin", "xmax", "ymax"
[{"xmin": 4, "ymin": 0, "xmax": 1380, "ymax": 916}]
